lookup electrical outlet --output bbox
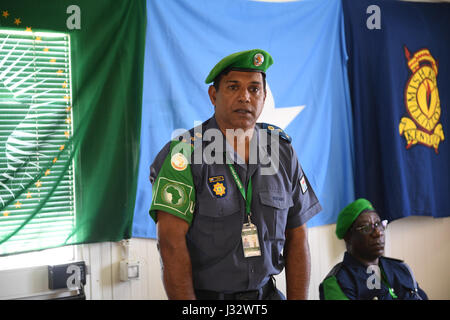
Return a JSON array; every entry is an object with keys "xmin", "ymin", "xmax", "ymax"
[{"xmin": 119, "ymin": 260, "xmax": 140, "ymax": 281}]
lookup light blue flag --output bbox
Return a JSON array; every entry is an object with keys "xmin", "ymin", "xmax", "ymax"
[{"xmin": 132, "ymin": 0, "xmax": 355, "ymax": 238}]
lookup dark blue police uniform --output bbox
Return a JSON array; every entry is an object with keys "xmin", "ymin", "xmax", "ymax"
[
  {"xmin": 150, "ymin": 116, "xmax": 322, "ymax": 298},
  {"xmin": 319, "ymin": 252, "xmax": 428, "ymax": 300}
]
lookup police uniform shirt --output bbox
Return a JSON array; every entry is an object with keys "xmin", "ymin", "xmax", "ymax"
[
  {"xmin": 149, "ymin": 116, "xmax": 322, "ymax": 293},
  {"xmin": 319, "ymin": 252, "xmax": 428, "ymax": 300}
]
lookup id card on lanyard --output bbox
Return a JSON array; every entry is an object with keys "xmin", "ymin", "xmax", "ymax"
[{"xmin": 227, "ymin": 164, "xmax": 261, "ymax": 258}]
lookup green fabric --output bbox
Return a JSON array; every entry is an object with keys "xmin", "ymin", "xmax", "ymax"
[
  {"xmin": 149, "ymin": 140, "xmax": 196, "ymax": 225},
  {"xmin": 336, "ymin": 198, "xmax": 375, "ymax": 239},
  {"xmin": 322, "ymin": 276, "xmax": 350, "ymax": 300},
  {"xmin": 205, "ymin": 49, "xmax": 273, "ymax": 84},
  {"xmin": 227, "ymin": 164, "xmax": 252, "ymax": 217},
  {"xmin": 0, "ymin": 0, "xmax": 146, "ymax": 255}
]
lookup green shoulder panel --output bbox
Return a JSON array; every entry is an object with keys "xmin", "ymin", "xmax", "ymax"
[
  {"xmin": 149, "ymin": 140, "xmax": 196, "ymax": 225},
  {"xmin": 258, "ymin": 122, "xmax": 292, "ymax": 143},
  {"xmin": 322, "ymin": 276, "xmax": 350, "ymax": 300}
]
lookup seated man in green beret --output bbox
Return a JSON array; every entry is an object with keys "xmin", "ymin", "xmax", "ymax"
[{"xmin": 319, "ymin": 198, "xmax": 428, "ymax": 300}]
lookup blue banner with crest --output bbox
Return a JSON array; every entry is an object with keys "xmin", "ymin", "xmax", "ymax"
[{"xmin": 342, "ymin": 0, "xmax": 450, "ymax": 222}]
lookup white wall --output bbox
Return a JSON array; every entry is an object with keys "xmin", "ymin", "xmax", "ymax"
[
  {"xmin": 78, "ymin": 239, "xmax": 166, "ymax": 300},
  {"xmin": 78, "ymin": 216, "xmax": 450, "ymax": 300}
]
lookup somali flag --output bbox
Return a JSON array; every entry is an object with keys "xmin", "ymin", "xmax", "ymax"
[{"xmin": 132, "ymin": 0, "xmax": 355, "ymax": 238}]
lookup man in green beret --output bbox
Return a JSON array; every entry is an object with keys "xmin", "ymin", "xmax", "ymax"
[
  {"xmin": 319, "ymin": 198, "xmax": 428, "ymax": 300},
  {"xmin": 149, "ymin": 49, "xmax": 322, "ymax": 300}
]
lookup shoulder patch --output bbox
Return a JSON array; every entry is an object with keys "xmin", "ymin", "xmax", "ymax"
[
  {"xmin": 258, "ymin": 122, "xmax": 292, "ymax": 143},
  {"xmin": 170, "ymin": 152, "xmax": 188, "ymax": 171},
  {"xmin": 321, "ymin": 275, "xmax": 350, "ymax": 300}
]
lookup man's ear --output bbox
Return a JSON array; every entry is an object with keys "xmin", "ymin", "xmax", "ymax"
[
  {"xmin": 343, "ymin": 231, "xmax": 350, "ymax": 241},
  {"xmin": 343, "ymin": 232, "xmax": 352, "ymax": 252},
  {"xmin": 208, "ymin": 85, "xmax": 217, "ymax": 106}
]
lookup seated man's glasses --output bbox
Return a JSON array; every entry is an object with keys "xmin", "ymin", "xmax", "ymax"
[{"xmin": 354, "ymin": 220, "xmax": 388, "ymax": 235}]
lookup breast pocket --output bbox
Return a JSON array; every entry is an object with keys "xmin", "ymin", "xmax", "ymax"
[
  {"xmin": 259, "ymin": 190, "xmax": 293, "ymax": 240},
  {"xmin": 192, "ymin": 193, "xmax": 242, "ymax": 252}
]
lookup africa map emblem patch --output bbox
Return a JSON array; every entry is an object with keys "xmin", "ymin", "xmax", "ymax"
[
  {"xmin": 399, "ymin": 46, "xmax": 445, "ymax": 153},
  {"xmin": 208, "ymin": 175, "xmax": 227, "ymax": 198},
  {"xmin": 153, "ymin": 177, "xmax": 194, "ymax": 216}
]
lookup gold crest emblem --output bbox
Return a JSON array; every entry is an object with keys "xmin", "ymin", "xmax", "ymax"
[
  {"xmin": 399, "ymin": 46, "xmax": 444, "ymax": 153},
  {"xmin": 208, "ymin": 175, "xmax": 227, "ymax": 198},
  {"xmin": 212, "ymin": 182, "xmax": 226, "ymax": 197}
]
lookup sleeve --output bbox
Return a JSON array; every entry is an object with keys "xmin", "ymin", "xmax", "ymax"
[
  {"xmin": 400, "ymin": 261, "xmax": 429, "ymax": 300},
  {"xmin": 149, "ymin": 140, "xmax": 196, "ymax": 225},
  {"xmin": 286, "ymin": 146, "xmax": 322, "ymax": 228},
  {"xmin": 320, "ymin": 276, "xmax": 351, "ymax": 300},
  {"xmin": 417, "ymin": 286, "xmax": 428, "ymax": 300}
]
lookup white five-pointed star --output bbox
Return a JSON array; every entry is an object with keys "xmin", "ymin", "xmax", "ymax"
[{"xmin": 257, "ymin": 84, "xmax": 305, "ymax": 130}]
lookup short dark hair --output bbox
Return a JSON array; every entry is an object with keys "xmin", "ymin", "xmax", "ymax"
[{"xmin": 212, "ymin": 67, "xmax": 267, "ymax": 93}]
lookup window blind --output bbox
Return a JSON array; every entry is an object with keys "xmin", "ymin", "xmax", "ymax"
[{"xmin": 0, "ymin": 29, "xmax": 75, "ymax": 256}]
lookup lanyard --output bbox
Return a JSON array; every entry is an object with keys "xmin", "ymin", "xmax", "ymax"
[
  {"xmin": 227, "ymin": 164, "xmax": 252, "ymax": 219},
  {"xmin": 381, "ymin": 268, "xmax": 398, "ymax": 299}
]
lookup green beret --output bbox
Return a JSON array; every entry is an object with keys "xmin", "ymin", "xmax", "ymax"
[
  {"xmin": 205, "ymin": 49, "xmax": 274, "ymax": 84},
  {"xmin": 335, "ymin": 198, "xmax": 375, "ymax": 239}
]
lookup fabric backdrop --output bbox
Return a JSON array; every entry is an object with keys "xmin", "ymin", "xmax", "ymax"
[
  {"xmin": 132, "ymin": 0, "xmax": 355, "ymax": 238},
  {"xmin": 343, "ymin": 0, "xmax": 450, "ymax": 221}
]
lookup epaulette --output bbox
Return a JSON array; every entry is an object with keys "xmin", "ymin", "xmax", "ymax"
[
  {"xmin": 381, "ymin": 256, "xmax": 404, "ymax": 264},
  {"xmin": 176, "ymin": 131, "xmax": 201, "ymax": 148},
  {"xmin": 258, "ymin": 122, "xmax": 292, "ymax": 143},
  {"xmin": 174, "ymin": 122, "xmax": 207, "ymax": 148}
]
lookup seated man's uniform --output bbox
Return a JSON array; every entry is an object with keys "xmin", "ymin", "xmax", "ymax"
[
  {"xmin": 320, "ymin": 252, "xmax": 428, "ymax": 300},
  {"xmin": 320, "ymin": 198, "xmax": 428, "ymax": 300}
]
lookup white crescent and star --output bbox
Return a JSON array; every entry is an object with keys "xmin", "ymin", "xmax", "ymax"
[{"xmin": 257, "ymin": 84, "xmax": 305, "ymax": 130}]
